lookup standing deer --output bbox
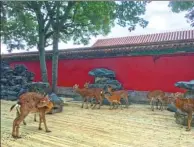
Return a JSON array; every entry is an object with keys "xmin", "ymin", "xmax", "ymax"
[
  {"xmin": 14, "ymin": 100, "xmax": 54, "ymax": 126},
  {"xmin": 170, "ymin": 92, "xmax": 194, "ymax": 131},
  {"xmin": 147, "ymin": 90, "xmax": 165, "ymax": 111},
  {"xmin": 10, "ymin": 92, "xmax": 53, "ymax": 138},
  {"xmin": 73, "ymin": 84, "xmax": 104, "ymax": 109},
  {"xmin": 103, "ymin": 85, "xmax": 123, "ymax": 110},
  {"xmin": 106, "ymin": 85, "xmax": 129, "ymax": 108},
  {"xmin": 84, "ymin": 82, "xmax": 104, "ymax": 107}
]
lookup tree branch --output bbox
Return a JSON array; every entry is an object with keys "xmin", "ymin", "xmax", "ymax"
[
  {"xmin": 44, "ymin": 2, "xmax": 58, "ymax": 32},
  {"xmin": 45, "ymin": 31, "xmax": 53, "ymax": 39},
  {"xmin": 59, "ymin": 1, "xmax": 76, "ymax": 29},
  {"xmin": 45, "ymin": 19, "xmax": 52, "ymax": 33},
  {"xmin": 44, "ymin": 1, "xmax": 56, "ymax": 27}
]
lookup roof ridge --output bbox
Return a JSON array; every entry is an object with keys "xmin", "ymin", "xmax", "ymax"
[
  {"xmin": 95, "ymin": 29, "xmax": 194, "ymax": 41},
  {"xmin": 92, "ymin": 29, "xmax": 194, "ymax": 47}
]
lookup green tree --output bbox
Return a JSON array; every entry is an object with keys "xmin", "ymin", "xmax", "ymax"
[
  {"xmin": 1, "ymin": 2, "xmax": 53, "ymax": 82},
  {"xmin": 168, "ymin": 1, "xmax": 194, "ymax": 27},
  {"xmin": 2, "ymin": 1, "xmax": 150, "ymax": 92},
  {"xmin": 44, "ymin": 1, "xmax": 149, "ymax": 92}
]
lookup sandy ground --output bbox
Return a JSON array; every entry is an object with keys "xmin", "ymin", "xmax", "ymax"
[{"xmin": 1, "ymin": 100, "xmax": 194, "ymax": 147}]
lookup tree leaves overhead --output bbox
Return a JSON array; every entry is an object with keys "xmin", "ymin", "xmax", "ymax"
[
  {"xmin": 168, "ymin": 1, "xmax": 194, "ymax": 27},
  {"xmin": 2, "ymin": 1, "xmax": 149, "ymax": 51},
  {"xmin": 49, "ymin": 1, "xmax": 149, "ymax": 45},
  {"xmin": 1, "ymin": 2, "xmax": 38, "ymax": 52}
]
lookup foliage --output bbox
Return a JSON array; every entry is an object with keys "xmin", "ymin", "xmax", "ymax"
[
  {"xmin": 168, "ymin": 1, "xmax": 194, "ymax": 27},
  {"xmin": 1, "ymin": 2, "xmax": 53, "ymax": 52},
  {"xmin": 2, "ymin": 1, "xmax": 149, "ymax": 51},
  {"xmin": 43, "ymin": 1, "xmax": 149, "ymax": 45},
  {"xmin": 1, "ymin": 2, "xmax": 38, "ymax": 52}
]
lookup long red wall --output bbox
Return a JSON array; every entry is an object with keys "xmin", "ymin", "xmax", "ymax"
[{"xmin": 10, "ymin": 53, "xmax": 194, "ymax": 92}]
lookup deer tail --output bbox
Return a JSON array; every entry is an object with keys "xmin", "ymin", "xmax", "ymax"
[
  {"xmin": 10, "ymin": 102, "xmax": 20, "ymax": 112},
  {"xmin": 10, "ymin": 104, "xmax": 17, "ymax": 112}
]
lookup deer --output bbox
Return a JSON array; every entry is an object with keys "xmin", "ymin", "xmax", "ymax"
[
  {"xmin": 147, "ymin": 90, "xmax": 166, "ymax": 111},
  {"xmin": 13, "ymin": 100, "xmax": 54, "ymax": 126},
  {"xmin": 103, "ymin": 85, "xmax": 123, "ymax": 110},
  {"xmin": 158, "ymin": 93, "xmax": 176, "ymax": 111},
  {"xmin": 73, "ymin": 84, "xmax": 104, "ymax": 109},
  {"xmin": 83, "ymin": 82, "xmax": 104, "ymax": 107},
  {"xmin": 106, "ymin": 85, "xmax": 129, "ymax": 108},
  {"xmin": 158, "ymin": 92, "xmax": 185, "ymax": 111},
  {"xmin": 174, "ymin": 98, "xmax": 194, "ymax": 131},
  {"xmin": 10, "ymin": 92, "xmax": 53, "ymax": 138},
  {"xmin": 170, "ymin": 92, "xmax": 194, "ymax": 131}
]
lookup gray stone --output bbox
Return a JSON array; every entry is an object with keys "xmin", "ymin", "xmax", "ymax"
[
  {"xmin": 88, "ymin": 68, "xmax": 123, "ymax": 91},
  {"xmin": 5, "ymin": 95, "xmax": 18, "ymax": 101},
  {"xmin": 88, "ymin": 83, "xmax": 122, "ymax": 91},
  {"xmin": 14, "ymin": 64, "xmax": 27, "ymax": 73},
  {"xmin": 184, "ymin": 91, "xmax": 194, "ymax": 98},
  {"xmin": 89, "ymin": 68, "xmax": 116, "ymax": 78},
  {"xmin": 167, "ymin": 104, "xmax": 177, "ymax": 112},
  {"xmin": 0, "ymin": 62, "xmax": 36, "ymax": 101},
  {"xmin": 27, "ymin": 82, "xmax": 50, "ymax": 94},
  {"xmin": 0, "ymin": 78, "xmax": 7, "ymax": 84},
  {"xmin": 6, "ymin": 90, "xmax": 18, "ymax": 96},
  {"xmin": 47, "ymin": 93, "xmax": 64, "ymax": 114},
  {"xmin": 175, "ymin": 80, "xmax": 194, "ymax": 91}
]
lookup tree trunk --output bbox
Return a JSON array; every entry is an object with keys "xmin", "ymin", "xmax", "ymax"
[
  {"xmin": 51, "ymin": 31, "xmax": 59, "ymax": 92},
  {"xmin": 38, "ymin": 29, "xmax": 48, "ymax": 83}
]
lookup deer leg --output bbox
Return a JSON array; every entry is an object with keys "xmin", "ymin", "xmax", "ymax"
[
  {"xmin": 114, "ymin": 102, "xmax": 119, "ymax": 109},
  {"xmin": 90, "ymin": 98, "xmax": 94, "ymax": 107},
  {"xmin": 116, "ymin": 102, "xmax": 120, "ymax": 109},
  {"xmin": 115, "ymin": 103, "xmax": 118, "ymax": 109},
  {"xmin": 158, "ymin": 100, "xmax": 162, "ymax": 111},
  {"xmin": 34, "ymin": 113, "xmax": 37, "ymax": 122},
  {"xmin": 12, "ymin": 110, "xmax": 29, "ymax": 138},
  {"xmin": 109, "ymin": 102, "xmax": 113, "ymax": 110},
  {"xmin": 151, "ymin": 98, "xmax": 154, "ymax": 111},
  {"xmin": 124, "ymin": 97, "xmax": 129, "ymax": 108},
  {"xmin": 98, "ymin": 98, "xmax": 102, "ymax": 109},
  {"xmin": 85, "ymin": 98, "xmax": 89, "ymax": 109},
  {"xmin": 113, "ymin": 103, "xmax": 116, "ymax": 109},
  {"xmin": 158, "ymin": 99, "xmax": 163, "ymax": 111},
  {"xmin": 81, "ymin": 98, "xmax": 85, "ymax": 108},
  {"xmin": 120, "ymin": 102, "xmax": 123, "ymax": 110},
  {"xmin": 92, "ymin": 98, "xmax": 97, "ymax": 109},
  {"xmin": 40, "ymin": 110, "xmax": 51, "ymax": 132},
  {"xmin": 16, "ymin": 106, "xmax": 27, "ymax": 126},
  {"xmin": 38, "ymin": 113, "xmax": 42, "ymax": 130},
  {"xmin": 186, "ymin": 112, "xmax": 192, "ymax": 131},
  {"xmin": 23, "ymin": 119, "xmax": 27, "ymax": 126},
  {"xmin": 156, "ymin": 101, "xmax": 159, "ymax": 109}
]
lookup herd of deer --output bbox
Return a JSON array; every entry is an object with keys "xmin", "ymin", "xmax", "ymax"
[
  {"xmin": 9, "ymin": 82, "xmax": 194, "ymax": 138},
  {"xmin": 73, "ymin": 82, "xmax": 129, "ymax": 110}
]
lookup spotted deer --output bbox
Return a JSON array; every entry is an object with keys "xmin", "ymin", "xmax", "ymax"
[{"xmin": 10, "ymin": 92, "xmax": 53, "ymax": 138}]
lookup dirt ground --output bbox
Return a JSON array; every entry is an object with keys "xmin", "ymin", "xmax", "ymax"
[{"xmin": 1, "ymin": 100, "xmax": 194, "ymax": 147}]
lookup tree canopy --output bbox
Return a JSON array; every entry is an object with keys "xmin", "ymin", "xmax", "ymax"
[
  {"xmin": 2, "ymin": 1, "xmax": 149, "ymax": 52},
  {"xmin": 168, "ymin": 1, "xmax": 194, "ymax": 27}
]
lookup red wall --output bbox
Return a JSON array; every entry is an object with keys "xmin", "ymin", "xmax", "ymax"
[{"xmin": 10, "ymin": 53, "xmax": 194, "ymax": 92}]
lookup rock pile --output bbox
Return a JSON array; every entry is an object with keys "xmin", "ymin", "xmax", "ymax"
[
  {"xmin": 1, "ymin": 61, "xmax": 35, "ymax": 101},
  {"xmin": 88, "ymin": 68, "xmax": 122, "ymax": 90}
]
